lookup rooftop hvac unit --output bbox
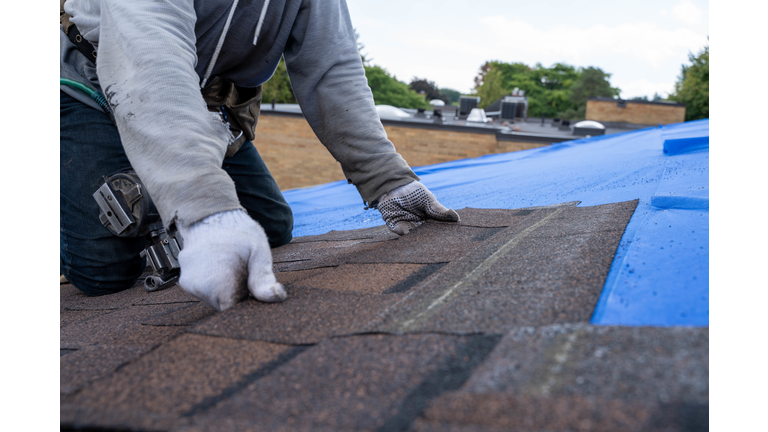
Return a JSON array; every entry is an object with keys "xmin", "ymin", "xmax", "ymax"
[
  {"xmin": 459, "ymin": 97, "xmax": 480, "ymax": 116},
  {"xmin": 500, "ymin": 102, "xmax": 518, "ymax": 120}
]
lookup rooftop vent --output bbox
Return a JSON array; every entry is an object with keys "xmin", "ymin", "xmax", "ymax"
[
  {"xmin": 500, "ymin": 102, "xmax": 518, "ymax": 121},
  {"xmin": 466, "ymin": 108, "xmax": 490, "ymax": 123},
  {"xmin": 375, "ymin": 105, "xmax": 412, "ymax": 119},
  {"xmin": 459, "ymin": 96, "xmax": 480, "ymax": 116},
  {"xmin": 429, "ymin": 99, "xmax": 445, "ymax": 106},
  {"xmin": 573, "ymin": 120, "xmax": 606, "ymax": 136}
]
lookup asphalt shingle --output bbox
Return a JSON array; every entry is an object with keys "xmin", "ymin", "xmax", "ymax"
[
  {"xmin": 176, "ymin": 334, "xmax": 499, "ymax": 432},
  {"xmin": 346, "ymin": 224, "xmax": 506, "ymax": 264},
  {"xmin": 283, "ymin": 263, "xmax": 433, "ymax": 294},
  {"xmin": 412, "ymin": 324, "xmax": 708, "ymax": 431},
  {"xmin": 60, "ymin": 202, "xmax": 707, "ymax": 431},
  {"xmin": 188, "ymin": 287, "xmax": 402, "ymax": 344},
  {"xmin": 61, "ymin": 334, "xmax": 292, "ymax": 431},
  {"xmin": 371, "ymin": 201, "xmax": 637, "ymax": 333},
  {"xmin": 289, "ymin": 224, "xmax": 400, "ymax": 244},
  {"xmin": 60, "ymin": 303, "xmax": 190, "ymax": 349}
]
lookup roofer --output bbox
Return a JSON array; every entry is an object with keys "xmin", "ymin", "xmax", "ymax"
[{"xmin": 60, "ymin": 0, "xmax": 460, "ymax": 311}]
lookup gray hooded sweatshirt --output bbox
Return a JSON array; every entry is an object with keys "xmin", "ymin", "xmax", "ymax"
[{"xmin": 60, "ymin": 0, "xmax": 419, "ymax": 229}]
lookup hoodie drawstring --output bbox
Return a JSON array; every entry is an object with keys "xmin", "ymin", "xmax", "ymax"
[
  {"xmin": 252, "ymin": 0, "xmax": 271, "ymax": 46},
  {"xmin": 200, "ymin": 0, "xmax": 271, "ymax": 89},
  {"xmin": 200, "ymin": 0, "xmax": 240, "ymax": 89}
]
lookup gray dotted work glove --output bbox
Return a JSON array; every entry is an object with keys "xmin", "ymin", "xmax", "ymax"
[{"xmin": 377, "ymin": 181, "xmax": 460, "ymax": 235}]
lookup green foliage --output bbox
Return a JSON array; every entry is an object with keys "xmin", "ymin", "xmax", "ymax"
[
  {"xmin": 261, "ymin": 56, "xmax": 296, "ymax": 104},
  {"xmin": 569, "ymin": 67, "xmax": 620, "ymax": 107},
  {"xmin": 409, "ymin": 78, "xmax": 450, "ymax": 104},
  {"xmin": 364, "ymin": 65, "xmax": 429, "ymax": 109},
  {"xmin": 440, "ymin": 88, "xmax": 461, "ymax": 105},
  {"xmin": 561, "ymin": 67, "xmax": 619, "ymax": 120},
  {"xmin": 476, "ymin": 68, "xmax": 508, "ymax": 109},
  {"xmin": 669, "ymin": 45, "xmax": 709, "ymax": 121},
  {"xmin": 472, "ymin": 61, "xmax": 620, "ymax": 120},
  {"xmin": 632, "ymin": 92, "xmax": 666, "ymax": 102}
]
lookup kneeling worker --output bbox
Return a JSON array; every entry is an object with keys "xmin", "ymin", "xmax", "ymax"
[{"xmin": 60, "ymin": 0, "xmax": 459, "ymax": 311}]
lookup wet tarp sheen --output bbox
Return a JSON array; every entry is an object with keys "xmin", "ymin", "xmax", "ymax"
[{"xmin": 282, "ymin": 119, "xmax": 710, "ymax": 326}]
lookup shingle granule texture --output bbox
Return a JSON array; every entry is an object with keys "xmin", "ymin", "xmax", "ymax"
[
  {"xmin": 371, "ymin": 201, "xmax": 638, "ymax": 333},
  {"xmin": 60, "ymin": 202, "xmax": 708, "ymax": 432},
  {"xmin": 61, "ymin": 334, "xmax": 291, "ymax": 431},
  {"xmin": 283, "ymin": 263, "xmax": 429, "ymax": 294},
  {"xmin": 188, "ymin": 287, "xmax": 403, "ymax": 344},
  {"xmin": 174, "ymin": 334, "xmax": 499, "ymax": 432},
  {"xmin": 412, "ymin": 324, "xmax": 708, "ymax": 432}
]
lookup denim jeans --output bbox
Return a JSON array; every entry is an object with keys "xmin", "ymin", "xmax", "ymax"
[{"xmin": 60, "ymin": 91, "xmax": 293, "ymax": 296}]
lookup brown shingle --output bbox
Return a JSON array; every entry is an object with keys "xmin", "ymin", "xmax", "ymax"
[
  {"xmin": 413, "ymin": 324, "xmax": 708, "ymax": 431},
  {"xmin": 370, "ymin": 202, "xmax": 637, "ymax": 333},
  {"xmin": 178, "ymin": 334, "xmax": 494, "ymax": 432},
  {"xmin": 60, "ymin": 345, "xmax": 148, "ymax": 395},
  {"xmin": 285, "ymin": 263, "xmax": 429, "ymax": 294},
  {"xmin": 346, "ymin": 223, "xmax": 506, "ymax": 264},
  {"xmin": 188, "ymin": 287, "xmax": 402, "ymax": 344},
  {"xmin": 60, "ymin": 201, "xmax": 701, "ymax": 432},
  {"xmin": 61, "ymin": 334, "xmax": 291, "ymax": 431},
  {"xmin": 60, "ymin": 303, "xmax": 189, "ymax": 349},
  {"xmin": 289, "ymin": 224, "xmax": 399, "ymax": 244}
]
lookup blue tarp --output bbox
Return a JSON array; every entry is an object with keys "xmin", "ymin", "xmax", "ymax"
[{"xmin": 283, "ymin": 119, "xmax": 710, "ymax": 327}]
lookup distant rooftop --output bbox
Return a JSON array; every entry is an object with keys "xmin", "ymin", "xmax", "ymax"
[
  {"xmin": 261, "ymin": 103, "xmax": 648, "ymax": 143},
  {"xmin": 589, "ymin": 96, "xmax": 686, "ymax": 107}
]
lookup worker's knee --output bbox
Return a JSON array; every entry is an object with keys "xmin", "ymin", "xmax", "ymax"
[
  {"xmin": 62, "ymin": 263, "xmax": 144, "ymax": 296},
  {"xmin": 60, "ymin": 232, "xmax": 147, "ymax": 296},
  {"xmin": 264, "ymin": 210, "xmax": 293, "ymax": 248}
]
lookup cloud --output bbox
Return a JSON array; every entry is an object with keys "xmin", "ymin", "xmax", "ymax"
[
  {"xmin": 473, "ymin": 16, "xmax": 705, "ymax": 69},
  {"xmin": 670, "ymin": 0, "xmax": 704, "ymax": 25},
  {"xmin": 612, "ymin": 78, "xmax": 676, "ymax": 99}
]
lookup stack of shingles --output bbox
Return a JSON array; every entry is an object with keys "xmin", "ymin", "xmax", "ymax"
[{"xmin": 60, "ymin": 200, "xmax": 708, "ymax": 432}]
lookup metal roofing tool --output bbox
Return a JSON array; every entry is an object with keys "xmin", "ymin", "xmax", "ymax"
[{"xmin": 92, "ymin": 171, "xmax": 183, "ymax": 292}]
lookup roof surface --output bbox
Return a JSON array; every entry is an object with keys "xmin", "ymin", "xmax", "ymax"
[
  {"xmin": 283, "ymin": 119, "xmax": 710, "ymax": 327},
  {"xmin": 61, "ymin": 119, "xmax": 709, "ymax": 431},
  {"xmin": 61, "ymin": 200, "xmax": 708, "ymax": 431}
]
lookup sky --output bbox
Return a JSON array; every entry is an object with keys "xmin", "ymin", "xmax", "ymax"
[{"xmin": 346, "ymin": 0, "xmax": 709, "ymax": 99}]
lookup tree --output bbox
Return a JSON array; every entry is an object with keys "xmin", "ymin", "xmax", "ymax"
[
  {"xmin": 261, "ymin": 56, "xmax": 297, "ymax": 104},
  {"xmin": 440, "ymin": 88, "xmax": 461, "ymax": 105},
  {"xmin": 409, "ymin": 78, "xmax": 450, "ymax": 104},
  {"xmin": 569, "ymin": 67, "xmax": 619, "ymax": 106},
  {"xmin": 476, "ymin": 68, "xmax": 508, "ymax": 109},
  {"xmin": 558, "ymin": 66, "xmax": 620, "ymax": 120},
  {"xmin": 354, "ymin": 28, "xmax": 372, "ymax": 66},
  {"xmin": 669, "ymin": 45, "xmax": 709, "ymax": 121},
  {"xmin": 364, "ymin": 65, "xmax": 429, "ymax": 109},
  {"xmin": 473, "ymin": 61, "xmax": 580, "ymax": 116}
]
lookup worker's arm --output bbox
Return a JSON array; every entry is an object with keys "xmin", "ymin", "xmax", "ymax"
[
  {"xmin": 95, "ymin": 1, "xmax": 283, "ymax": 310},
  {"xmin": 96, "ymin": 1, "xmax": 240, "ymax": 229},
  {"xmin": 283, "ymin": 0, "xmax": 458, "ymax": 231},
  {"xmin": 282, "ymin": 0, "xmax": 420, "ymax": 206}
]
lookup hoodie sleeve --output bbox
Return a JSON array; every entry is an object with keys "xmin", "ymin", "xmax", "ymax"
[
  {"xmin": 95, "ymin": 1, "xmax": 243, "ymax": 229},
  {"xmin": 283, "ymin": 0, "xmax": 419, "ymax": 206}
]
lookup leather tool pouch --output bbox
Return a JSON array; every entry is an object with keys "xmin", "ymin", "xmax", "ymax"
[{"xmin": 201, "ymin": 76, "xmax": 262, "ymax": 158}]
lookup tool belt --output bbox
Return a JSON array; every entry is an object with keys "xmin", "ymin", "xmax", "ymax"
[
  {"xmin": 201, "ymin": 77, "xmax": 263, "ymax": 158},
  {"xmin": 60, "ymin": 0, "xmax": 97, "ymax": 64}
]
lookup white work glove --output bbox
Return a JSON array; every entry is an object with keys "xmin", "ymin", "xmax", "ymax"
[
  {"xmin": 177, "ymin": 210, "xmax": 286, "ymax": 311},
  {"xmin": 377, "ymin": 181, "xmax": 460, "ymax": 235}
]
